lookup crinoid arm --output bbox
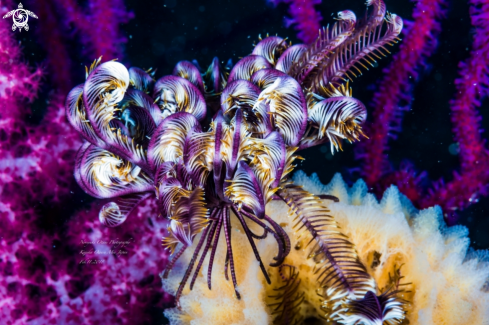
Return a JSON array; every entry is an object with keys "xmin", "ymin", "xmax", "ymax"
[
  {"xmin": 173, "ymin": 60, "xmax": 205, "ymax": 94},
  {"xmin": 286, "ymin": 0, "xmax": 403, "ymax": 96},
  {"xmin": 276, "ymin": 184, "xmax": 377, "ymax": 320},
  {"xmin": 252, "ymin": 35, "xmax": 289, "ymax": 66},
  {"xmin": 290, "ymin": 10, "xmax": 357, "ymax": 85},
  {"xmin": 300, "ymin": 94, "xmax": 367, "ymax": 152},
  {"xmin": 99, "ymin": 192, "xmax": 152, "ymax": 227},
  {"xmin": 312, "ymin": 12, "xmax": 403, "ymax": 92},
  {"xmin": 267, "ymin": 264, "xmax": 305, "ymax": 325},
  {"xmin": 333, "ymin": 291, "xmax": 405, "ymax": 325}
]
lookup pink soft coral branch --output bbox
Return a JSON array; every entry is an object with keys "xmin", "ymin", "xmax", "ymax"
[
  {"xmin": 448, "ymin": 0, "xmax": 489, "ymax": 171},
  {"xmin": 421, "ymin": 0, "xmax": 489, "ymax": 214},
  {"xmin": 272, "ymin": 0, "xmax": 322, "ymax": 44},
  {"xmin": 57, "ymin": 0, "xmax": 134, "ymax": 60},
  {"xmin": 355, "ymin": 0, "xmax": 489, "ymax": 222},
  {"xmin": 0, "ymin": 195, "xmax": 171, "ymax": 324},
  {"xmin": 25, "ymin": 0, "xmax": 133, "ymax": 93},
  {"xmin": 0, "ymin": 1, "xmax": 42, "ymax": 119},
  {"xmin": 0, "ymin": 1, "xmax": 171, "ymax": 323},
  {"xmin": 356, "ymin": 0, "xmax": 447, "ymax": 186},
  {"xmin": 29, "ymin": 0, "xmax": 72, "ymax": 94}
]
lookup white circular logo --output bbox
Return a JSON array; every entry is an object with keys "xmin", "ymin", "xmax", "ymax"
[{"xmin": 2, "ymin": 3, "xmax": 38, "ymax": 32}]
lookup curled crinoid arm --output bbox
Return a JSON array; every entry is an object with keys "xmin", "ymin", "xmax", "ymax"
[
  {"xmin": 83, "ymin": 60, "xmax": 130, "ymax": 128},
  {"xmin": 252, "ymin": 35, "xmax": 290, "ymax": 66},
  {"xmin": 128, "ymin": 66, "xmax": 155, "ymax": 94},
  {"xmin": 225, "ymin": 161, "xmax": 268, "ymax": 218},
  {"xmin": 99, "ymin": 192, "xmax": 152, "ymax": 227},
  {"xmin": 300, "ymin": 88, "xmax": 367, "ymax": 151},
  {"xmin": 65, "ymin": 84, "xmax": 107, "ymax": 149},
  {"xmin": 275, "ymin": 44, "xmax": 307, "ymax": 75},
  {"xmin": 183, "ymin": 128, "xmax": 215, "ymax": 186},
  {"xmin": 228, "ymin": 55, "xmax": 272, "ymax": 82},
  {"xmin": 83, "ymin": 61, "xmax": 152, "ymax": 173},
  {"xmin": 173, "ymin": 60, "xmax": 205, "ymax": 94},
  {"xmin": 268, "ymin": 264, "xmax": 305, "ymax": 325},
  {"xmin": 252, "ymin": 76, "xmax": 308, "ymax": 146},
  {"xmin": 220, "ymin": 80, "xmax": 261, "ymax": 118},
  {"xmin": 251, "ymin": 68, "xmax": 288, "ymax": 91},
  {"xmin": 246, "ymin": 131, "xmax": 287, "ymax": 188},
  {"xmin": 312, "ymin": 11, "xmax": 403, "ymax": 92},
  {"xmin": 290, "ymin": 10, "xmax": 357, "ymax": 85},
  {"xmin": 276, "ymin": 184, "xmax": 377, "ymax": 322},
  {"xmin": 75, "ymin": 143, "xmax": 153, "ymax": 199},
  {"xmin": 153, "ymin": 75, "xmax": 207, "ymax": 121},
  {"xmin": 74, "ymin": 142, "xmax": 153, "ymax": 225},
  {"xmin": 148, "ymin": 112, "xmax": 201, "ymax": 171}
]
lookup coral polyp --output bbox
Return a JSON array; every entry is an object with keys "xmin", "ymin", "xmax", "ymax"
[{"xmin": 67, "ymin": 0, "xmax": 419, "ymax": 322}]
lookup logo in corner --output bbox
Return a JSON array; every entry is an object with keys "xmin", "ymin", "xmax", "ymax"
[{"xmin": 2, "ymin": 3, "xmax": 38, "ymax": 32}]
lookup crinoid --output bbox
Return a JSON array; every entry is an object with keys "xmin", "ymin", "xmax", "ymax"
[{"xmin": 67, "ymin": 0, "xmax": 408, "ymax": 322}]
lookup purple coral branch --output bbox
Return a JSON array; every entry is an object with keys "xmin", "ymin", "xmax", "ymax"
[
  {"xmin": 0, "ymin": 1, "xmax": 42, "ymax": 119},
  {"xmin": 58, "ymin": 0, "xmax": 134, "ymax": 60},
  {"xmin": 271, "ymin": 0, "xmax": 322, "ymax": 44},
  {"xmin": 356, "ymin": 0, "xmax": 489, "ymax": 222},
  {"xmin": 447, "ymin": 0, "xmax": 489, "ymax": 171},
  {"xmin": 0, "ymin": 1, "xmax": 172, "ymax": 323},
  {"xmin": 356, "ymin": 0, "xmax": 446, "ymax": 187},
  {"xmin": 26, "ymin": 0, "xmax": 133, "ymax": 94},
  {"xmin": 28, "ymin": 0, "xmax": 73, "ymax": 94},
  {"xmin": 421, "ymin": 0, "xmax": 489, "ymax": 216}
]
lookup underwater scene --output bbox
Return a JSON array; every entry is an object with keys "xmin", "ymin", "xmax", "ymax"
[{"xmin": 1, "ymin": 0, "xmax": 489, "ymax": 323}]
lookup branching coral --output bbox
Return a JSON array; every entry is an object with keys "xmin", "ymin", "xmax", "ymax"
[
  {"xmin": 25, "ymin": 0, "xmax": 133, "ymax": 93},
  {"xmin": 351, "ymin": 0, "xmax": 489, "ymax": 221},
  {"xmin": 420, "ymin": 0, "xmax": 489, "ymax": 213},
  {"xmin": 0, "ymin": 0, "xmax": 169, "ymax": 323},
  {"xmin": 269, "ymin": 0, "xmax": 323, "ymax": 44},
  {"xmin": 357, "ymin": 0, "xmax": 447, "ymax": 189}
]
